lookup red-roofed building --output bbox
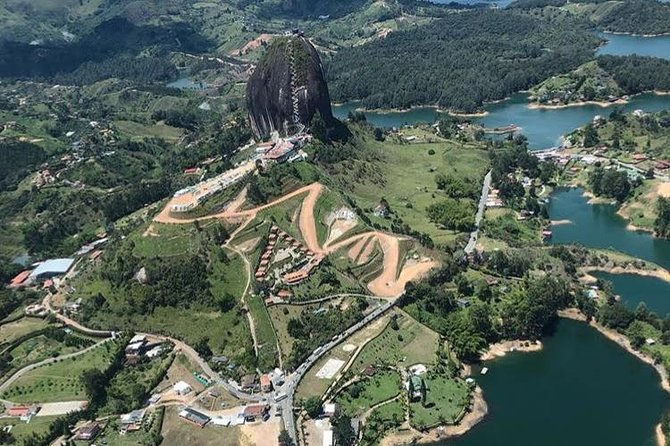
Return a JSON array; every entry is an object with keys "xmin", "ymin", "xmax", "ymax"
[
  {"xmin": 7, "ymin": 405, "xmax": 39, "ymax": 418},
  {"xmin": 243, "ymin": 404, "xmax": 269, "ymax": 421},
  {"xmin": 9, "ymin": 270, "xmax": 30, "ymax": 287},
  {"xmin": 184, "ymin": 167, "xmax": 199, "ymax": 175},
  {"xmin": 260, "ymin": 374, "xmax": 273, "ymax": 392}
]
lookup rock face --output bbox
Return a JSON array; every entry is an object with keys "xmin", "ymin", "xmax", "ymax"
[{"xmin": 246, "ymin": 35, "xmax": 335, "ymax": 141}]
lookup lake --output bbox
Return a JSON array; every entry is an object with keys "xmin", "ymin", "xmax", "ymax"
[
  {"xmin": 442, "ymin": 319, "xmax": 668, "ymax": 446},
  {"xmin": 332, "ymin": 32, "xmax": 670, "ymax": 149},
  {"xmin": 597, "ymin": 32, "xmax": 670, "ymax": 60},
  {"xmin": 548, "ymin": 188, "xmax": 670, "ymax": 271},
  {"xmin": 592, "ymin": 272, "xmax": 670, "ymax": 317},
  {"xmin": 333, "ymin": 92, "xmax": 670, "ymax": 150}
]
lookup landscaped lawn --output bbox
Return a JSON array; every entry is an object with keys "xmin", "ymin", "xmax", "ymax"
[
  {"xmin": 295, "ymin": 315, "xmax": 390, "ymax": 400},
  {"xmin": 351, "ymin": 311, "xmax": 440, "ymax": 372},
  {"xmin": 336, "ymin": 370, "xmax": 403, "ymax": 416},
  {"xmin": 1, "ymin": 340, "xmax": 117, "ymax": 403},
  {"xmin": 359, "ymin": 399, "xmax": 406, "ymax": 446},
  {"xmin": 409, "ymin": 374, "xmax": 470, "ymax": 429}
]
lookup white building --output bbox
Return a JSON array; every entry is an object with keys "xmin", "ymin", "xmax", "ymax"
[{"xmin": 173, "ymin": 381, "xmax": 192, "ymax": 396}]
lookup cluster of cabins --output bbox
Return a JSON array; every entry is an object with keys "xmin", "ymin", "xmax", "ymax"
[{"xmin": 254, "ymin": 225, "xmax": 322, "ymax": 287}]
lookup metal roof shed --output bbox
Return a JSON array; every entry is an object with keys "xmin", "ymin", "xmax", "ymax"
[{"xmin": 29, "ymin": 258, "xmax": 75, "ymax": 280}]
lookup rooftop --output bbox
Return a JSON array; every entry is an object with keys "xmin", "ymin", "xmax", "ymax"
[{"xmin": 29, "ymin": 258, "xmax": 75, "ymax": 278}]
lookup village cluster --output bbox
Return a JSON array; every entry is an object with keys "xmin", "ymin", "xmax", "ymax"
[{"xmin": 170, "ymin": 134, "xmax": 310, "ymax": 215}]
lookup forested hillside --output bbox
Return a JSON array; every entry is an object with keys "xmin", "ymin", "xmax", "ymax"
[
  {"xmin": 529, "ymin": 55, "xmax": 670, "ymax": 105},
  {"xmin": 598, "ymin": 56, "xmax": 670, "ymax": 94},
  {"xmin": 594, "ymin": 0, "xmax": 670, "ymax": 35},
  {"xmin": 325, "ymin": 9, "xmax": 599, "ymax": 112}
]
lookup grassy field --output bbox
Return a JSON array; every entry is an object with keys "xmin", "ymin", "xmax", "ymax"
[
  {"xmin": 161, "ymin": 406, "xmax": 243, "ymax": 446},
  {"xmin": 211, "ymin": 247, "xmax": 247, "ymax": 300},
  {"xmin": 336, "ymin": 370, "xmax": 403, "ymax": 417},
  {"xmin": 130, "ymin": 222, "xmax": 205, "ymax": 258},
  {"xmin": 325, "ymin": 131, "xmax": 489, "ymax": 246},
  {"xmin": 6, "ymin": 334, "xmax": 91, "ymax": 376},
  {"xmin": 618, "ymin": 179, "xmax": 662, "ymax": 231},
  {"xmin": 0, "ymin": 415, "xmax": 59, "ymax": 444},
  {"xmin": 114, "ymin": 120, "xmax": 184, "ymax": 142},
  {"xmin": 0, "ymin": 318, "xmax": 50, "ymax": 345},
  {"xmin": 246, "ymin": 295, "xmax": 279, "ymax": 371},
  {"xmin": 312, "ymin": 189, "xmax": 350, "ymax": 246},
  {"xmin": 351, "ymin": 311, "xmax": 440, "ymax": 372},
  {"xmin": 409, "ymin": 374, "xmax": 470, "ymax": 429},
  {"xmin": 289, "ymin": 264, "xmax": 365, "ymax": 301},
  {"xmin": 1, "ymin": 340, "xmax": 116, "ymax": 403},
  {"xmin": 153, "ymin": 353, "xmax": 206, "ymax": 395}
]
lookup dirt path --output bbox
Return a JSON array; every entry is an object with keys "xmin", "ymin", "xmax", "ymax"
[
  {"xmin": 357, "ymin": 236, "xmax": 377, "ymax": 264},
  {"xmin": 347, "ymin": 236, "xmax": 369, "ymax": 262},
  {"xmin": 155, "ymin": 182, "xmax": 435, "ymax": 297},
  {"xmin": 298, "ymin": 183, "xmax": 325, "ymax": 254}
]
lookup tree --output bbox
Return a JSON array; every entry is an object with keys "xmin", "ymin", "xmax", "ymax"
[
  {"xmin": 331, "ymin": 412, "xmax": 356, "ymax": 446},
  {"xmin": 303, "ymin": 396, "xmax": 322, "ymax": 418},
  {"xmin": 583, "ymin": 123, "xmax": 599, "ymax": 147},
  {"xmin": 194, "ymin": 337, "xmax": 213, "ymax": 361},
  {"xmin": 373, "ymin": 127, "xmax": 384, "ymax": 141},
  {"xmin": 655, "ymin": 197, "xmax": 670, "ymax": 238},
  {"xmin": 278, "ymin": 429, "xmax": 296, "ymax": 446}
]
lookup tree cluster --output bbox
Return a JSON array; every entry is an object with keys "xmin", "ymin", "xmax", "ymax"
[{"xmin": 588, "ymin": 166, "xmax": 635, "ymax": 202}]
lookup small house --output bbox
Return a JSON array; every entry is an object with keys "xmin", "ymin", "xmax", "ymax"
[
  {"xmin": 120, "ymin": 409, "xmax": 145, "ymax": 431},
  {"xmin": 242, "ymin": 404, "xmax": 269, "ymax": 422},
  {"xmin": 75, "ymin": 422, "xmax": 101, "ymax": 441},
  {"xmin": 260, "ymin": 374, "xmax": 273, "ymax": 393},
  {"xmin": 240, "ymin": 374, "xmax": 258, "ymax": 391},
  {"xmin": 323, "ymin": 403, "xmax": 337, "ymax": 417},
  {"xmin": 179, "ymin": 407, "xmax": 210, "ymax": 427}
]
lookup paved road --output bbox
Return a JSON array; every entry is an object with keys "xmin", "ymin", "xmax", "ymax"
[
  {"xmin": 40, "ymin": 252, "xmax": 393, "ymax": 445},
  {"xmin": 465, "ymin": 170, "xmax": 492, "ymax": 254},
  {"xmin": 277, "ymin": 298, "xmax": 397, "ymax": 444}
]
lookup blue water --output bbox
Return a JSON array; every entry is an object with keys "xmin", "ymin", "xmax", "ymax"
[
  {"xmin": 333, "ymin": 93, "xmax": 670, "ymax": 149},
  {"xmin": 597, "ymin": 32, "xmax": 670, "ymax": 60}
]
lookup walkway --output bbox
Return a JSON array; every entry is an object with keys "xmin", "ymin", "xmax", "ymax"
[{"xmin": 465, "ymin": 170, "xmax": 492, "ymax": 254}]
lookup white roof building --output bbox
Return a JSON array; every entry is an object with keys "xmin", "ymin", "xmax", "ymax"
[
  {"xmin": 129, "ymin": 334, "xmax": 147, "ymax": 344},
  {"xmin": 323, "ymin": 430, "xmax": 334, "ymax": 446},
  {"xmin": 29, "ymin": 258, "xmax": 75, "ymax": 280},
  {"xmin": 173, "ymin": 381, "xmax": 192, "ymax": 395}
]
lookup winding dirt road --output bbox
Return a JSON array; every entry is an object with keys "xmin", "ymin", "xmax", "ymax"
[{"xmin": 153, "ymin": 182, "xmax": 436, "ymax": 297}]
